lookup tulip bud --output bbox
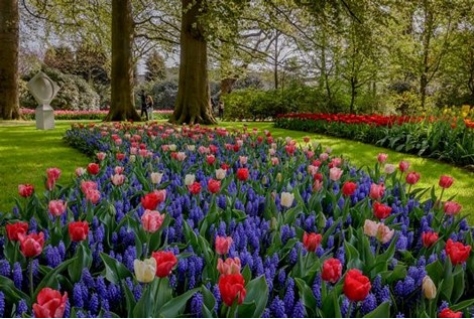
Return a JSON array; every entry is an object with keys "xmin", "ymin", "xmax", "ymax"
[
  {"xmin": 134, "ymin": 258, "xmax": 157, "ymax": 283},
  {"xmin": 422, "ymin": 276, "xmax": 437, "ymax": 299}
]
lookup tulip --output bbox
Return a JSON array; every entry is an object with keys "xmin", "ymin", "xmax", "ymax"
[
  {"xmin": 384, "ymin": 164, "xmax": 396, "ymax": 174},
  {"xmin": 188, "ymin": 182, "xmax": 202, "ymax": 195},
  {"xmin": 445, "ymin": 239, "xmax": 471, "ymax": 265},
  {"xmin": 341, "ymin": 181, "xmax": 357, "ymax": 196},
  {"xmin": 111, "ymin": 174, "xmax": 125, "ymax": 186},
  {"xmin": 422, "ymin": 231, "xmax": 438, "ymax": 248},
  {"xmin": 33, "ymin": 288, "xmax": 68, "ymax": 318},
  {"xmin": 236, "ymin": 168, "xmax": 249, "ymax": 181},
  {"xmin": 280, "ymin": 192, "xmax": 295, "ymax": 208},
  {"xmin": 207, "ymin": 155, "xmax": 216, "ymax": 165},
  {"xmin": 18, "ymin": 232, "xmax": 44, "ymax": 258},
  {"xmin": 406, "ymin": 172, "xmax": 421, "ymax": 185},
  {"xmin": 329, "ymin": 167, "xmax": 343, "ymax": 181},
  {"xmin": 444, "ymin": 201, "xmax": 462, "ymax": 216},
  {"xmin": 141, "ymin": 210, "xmax": 165, "ymax": 233},
  {"xmin": 46, "ymin": 168, "xmax": 61, "ymax": 183},
  {"xmin": 363, "ymin": 220, "xmax": 379, "ymax": 237},
  {"xmin": 343, "ymin": 269, "xmax": 371, "ymax": 302},
  {"xmin": 68, "ymin": 221, "xmax": 89, "ymax": 242},
  {"xmin": 373, "ymin": 202, "xmax": 392, "ymax": 219},
  {"xmin": 208, "ymin": 179, "xmax": 221, "ymax": 194},
  {"xmin": 376, "ymin": 223, "xmax": 395, "ymax": 244},
  {"xmin": 6, "ymin": 222, "xmax": 29, "ymax": 241},
  {"xmin": 87, "ymin": 163, "xmax": 100, "ymax": 175},
  {"xmin": 321, "ymin": 258, "xmax": 343, "ymax": 284},
  {"xmin": 48, "ymin": 200, "xmax": 67, "ymax": 217},
  {"xmin": 218, "ymin": 273, "xmax": 246, "ymax": 307},
  {"xmin": 303, "ymin": 232, "xmax": 322, "ymax": 252},
  {"xmin": 377, "ymin": 153, "xmax": 388, "ymax": 163},
  {"xmin": 150, "ymin": 172, "xmax": 163, "ymax": 184},
  {"xmin": 398, "ymin": 160, "xmax": 410, "ymax": 172},
  {"xmin": 369, "ymin": 183, "xmax": 385, "ymax": 200},
  {"xmin": 422, "ymin": 275, "xmax": 437, "ymax": 299},
  {"xmin": 184, "ymin": 174, "xmax": 195, "ymax": 186},
  {"xmin": 439, "ymin": 308, "xmax": 462, "ymax": 318},
  {"xmin": 151, "ymin": 251, "xmax": 178, "ymax": 277},
  {"xmin": 18, "ymin": 184, "xmax": 34, "ymax": 197},
  {"xmin": 217, "ymin": 257, "xmax": 242, "ymax": 275},
  {"xmin": 134, "ymin": 258, "xmax": 157, "ymax": 283},
  {"xmin": 216, "ymin": 236, "xmax": 233, "ymax": 255},
  {"xmin": 439, "ymin": 175, "xmax": 454, "ymax": 189},
  {"xmin": 215, "ymin": 168, "xmax": 227, "ymax": 180}
]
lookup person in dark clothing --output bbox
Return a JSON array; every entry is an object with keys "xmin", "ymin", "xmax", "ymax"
[
  {"xmin": 140, "ymin": 90, "xmax": 148, "ymax": 120},
  {"xmin": 218, "ymin": 101, "xmax": 224, "ymax": 119}
]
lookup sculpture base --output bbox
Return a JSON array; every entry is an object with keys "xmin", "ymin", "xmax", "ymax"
[{"xmin": 35, "ymin": 105, "xmax": 55, "ymax": 130}]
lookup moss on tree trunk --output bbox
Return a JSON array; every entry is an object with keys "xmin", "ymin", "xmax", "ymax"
[
  {"xmin": 106, "ymin": 0, "xmax": 140, "ymax": 122},
  {"xmin": 0, "ymin": 0, "xmax": 20, "ymax": 120},
  {"xmin": 171, "ymin": 0, "xmax": 216, "ymax": 125}
]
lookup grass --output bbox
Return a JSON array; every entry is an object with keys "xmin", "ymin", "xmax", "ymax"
[
  {"xmin": 0, "ymin": 121, "xmax": 90, "ymax": 213},
  {"xmin": 0, "ymin": 120, "xmax": 472, "ymax": 221}
]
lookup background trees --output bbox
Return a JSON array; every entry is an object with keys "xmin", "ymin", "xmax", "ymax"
[{"xmin": 2, "ymin": 0, "xmax": 474, "ymax": 122}]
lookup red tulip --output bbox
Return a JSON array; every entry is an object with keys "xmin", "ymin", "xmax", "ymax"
[
  {"xmin": 439, "ymin": 308, "xmax": 462, "ymax": 318},
  {"xmin": 236, "ymin": 168, "xmax": 249, "ymax": 181},
  {"xmin": 68, "ymin": 221, "xmax": 89, "ymax": 242},
  {"xmin": 46, "ymin": 168, "xmax": 61, "ymax": 183},
  {"xmin": 406, "ymin": 172, "xmax": 421, "ymax": 185},
  {"xmin": 439, "ymin": 175, "xmax": 454, "ymax": 189},
  {"xmin": 188, "ymin": 181, "xmax": 202, "ymax": 195},
  {"xmin": 87, "ymin": 163, "xmax": 100, "ymax": 175},
  {"xmin": 218, "ymin": 273, "xmax": 246, "ymax": 307},
  {"xmin": 321, "ymin": 258, "xmax": 343, "ymax": 284},
  {"xmin": 206, "ymin": 155, "xmax": 216, "ymax": 165},
  {"xmin": 18, "ymin": 184, "xmax": 34, "ymax": 197},
  {"xmin": 343, "ymin": 269, "xmax": 371, "ymax": 302},
  {"xmin": 18, "ymin": 232, "xmax": 45, "ymax": 258},
  {"xmin": 207, "ymin": 179, "xmax": 221, "ymax": 194},
  {"xmin": 141, "ymin": 191, "xmax": 162, "ymax": 210},
  {"xmin": 33, "ymin": 288, "xmax": 68, "ymax": 318},
  {"xmin": 377, "ymin": 153, "xmax": 388, "ymax": 163},
  {"xmin": 373, "ymin": 202, "xmax": 392, "ymax": 219},
  {"xmin": 399, "ymin": 160, "xmax": 410, "ymax": 173},
  {"xmin": 303, "ymin": 232, "xmax": 322, "ymax": 252},
  {"xmin": 6, "ymin": 222, "xmax": 29, "ymax": 241},
  {"xmin": 421, "ymin": 231, "xmax": 438, "ymax": 248},
  {"xmin": 151, "ymin": 251, "xmax": 178, "ymax": 277},
  {"xmin": 445, "ymin": 239, "xmax": 471, "ymax": 265},
  {"xmin": 341, "ymin": 182, "xmax": 357, "ymax": 197}
]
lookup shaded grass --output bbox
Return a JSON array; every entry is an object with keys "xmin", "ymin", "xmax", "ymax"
[
  {"xmin": 1, "ymin": 120, "xmax": 472, "ymax": 221},
  {"xmin": 220, "ymin": 122, "xmax": 474, "ymax": 220},
  {"xmin": 0, "ymin": 121, "xmax": 90, "ymax": 214}
]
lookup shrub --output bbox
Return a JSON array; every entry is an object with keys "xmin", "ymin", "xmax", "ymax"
[{"xmin": 21, "ymin": 66, "xmax": 100, "ymax": 111}]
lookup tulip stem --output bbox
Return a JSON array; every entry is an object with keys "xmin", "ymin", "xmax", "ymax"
[{"xmin": 29, "ymin": 258, "xmax": 34, "ymax": 297}]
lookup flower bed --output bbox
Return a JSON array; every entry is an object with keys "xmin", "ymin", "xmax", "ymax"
[
  {"xmin": 20, "ymin": 108, "xmax": 173, "ymax": 121},
  {"xmin": 275, "ymin": 113, "xmax": 474, "ymax": 167},
  {"xmin": 0, "ymin": 122, "xmax": 473, "ymax": 317}
]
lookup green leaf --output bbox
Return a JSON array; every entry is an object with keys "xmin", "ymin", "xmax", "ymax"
[
  {"xmin": 122, "ymin": 279, "xmax": 137, "ymax": 318},
  {"xmin": 451, "ymin": 298, "xmax": 474, "ymax": 311},
  {"xmin": 202, "ymin": 285, "xmax": 216, "ymax": 317},
  {"xmin": 100, "ymin": 253, "xmax": 133, "ymax": 285},
  {"xmin": 68, "ymin": 243, "xmax": 92, "ymax": 283},
  {"xmin": 238, "ymin": 275, "xmax": 269, "ymax": 318},
  {"xmin": 295, "ymin": 277, "xmax": 317, "ymax": 317},
  {"xmin": 34, "ymin": 257, "xmax": 76, "ymax": 299},
  {"xmin": 159, "ymin": 287, "xmax": 200, "ymax": 317},
  {"xmin": 0, "ymin": 275, "xmax": 31, "ymax": 304},
  {"xmin": 363, "ymin": 301, "xmax": 391, "ymax": 318}
]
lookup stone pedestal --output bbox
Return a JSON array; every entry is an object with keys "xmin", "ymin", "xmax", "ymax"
[
  {"xmin": 27, "ymin": 72, "xmax": 60, "ymax": 130},
  {"xmin": 35, "ymin": 105, "xmax": 55, "ymax": 130}
]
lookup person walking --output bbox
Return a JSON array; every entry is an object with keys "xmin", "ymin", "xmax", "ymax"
[
  {"xmin": 146, "ymin": 95, "xmax": 154, "ymax": 120},
  {"xmin": 140, "ymin": 89, "xmax": 148, "ymax": 120}
]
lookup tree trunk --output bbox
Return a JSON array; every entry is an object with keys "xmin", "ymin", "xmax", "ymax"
[
  {"xmin": 105, "ymin": 0, "xmax": 140, "ymax": 122},
  {"xmin": 0, "ymin": 0, "xmax": 20, "ymax": 120},
  {"xmin": 274, "ymin": 31, "xmax": 279, "ymax": 90},
  {"xmin": 349, "ymin": 76, "xmax": 357, "ymax": 114},
  {"xmin": 171, "ymin": 0, "xmax": 216, "ymax": 125}
]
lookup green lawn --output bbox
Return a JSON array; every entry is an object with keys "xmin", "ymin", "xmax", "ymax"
[
  {"xmin": 1, "ymin": 120, "xmax": 473, "ymax": 220},
  {"xmin": 0, "ymin": 121, "xmax": 90, "ymax": 213}
]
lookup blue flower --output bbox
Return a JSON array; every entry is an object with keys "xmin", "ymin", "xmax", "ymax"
[
  {"xmin": 292, "ymin": 300, "xmax": 305, "ymax": 318},
  {"xmin": 16, "ymin": 299, "xmax": 28, "ymax": 317},
  {"xmin": 361, "ymin": 293, "xmax": 377, "ymax": 315},
  {"xmin": 270, "ymin": 296, "xmax": 287, "ymax": 318},
  {"xmin": 13, "ymin": 262, "xmax": 22, "ymax": 289},
  {"xmin": 0, "ymin": 292, "xmax": 4, "ymax": 318},
  {"xmin": 190, "ymin": 292, "xmax": 203, "ymax": 317}
]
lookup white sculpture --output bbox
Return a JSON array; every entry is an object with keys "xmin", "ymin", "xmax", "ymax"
[{"xmin": 27, "ymin": 72, "xmax": 60, "ymax": 130}]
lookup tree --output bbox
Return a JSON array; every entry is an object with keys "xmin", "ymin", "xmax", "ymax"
[
  {"xmin": 105, "ymin": 0, "xmax": 140, "ymax": 121},
  {"xmin": 44, "ymin": 46, "xmax": 75, "ymax": 74},
  {"xmin": 145, "ymin": 50, "xmax": 167, "ymax": 82},
  {"xmin": 171, "ymin": 0, "xmax": 215, "ymax": 124},
  {"xmin": 0, "ymin": 0, "xmax": 20, "ymax": 120}
]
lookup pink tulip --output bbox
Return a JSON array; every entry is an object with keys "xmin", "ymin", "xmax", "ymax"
[
  {"xmin": 215, "ymin": 236, "xmax": 233, "ymax": 255},
  {"xmin": 48, "ymin": 200, "xmax": 67, "ymax": 217},
  {"xmin": 329, "ymin": 167, "xmax": 343, "ymax": 181},
  {"xmin": 141, "ymin": 210, "xmax": 165, "ymax": 233}
]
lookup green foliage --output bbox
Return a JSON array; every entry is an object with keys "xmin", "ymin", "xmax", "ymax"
[
  {"xmin": 21, "ymin": 66, "xmax": 100, "ymax": 111},
  {"xmin": 223, "ymin": 86, "xmax": 327, "ymax": 121},
  {"xmin": 145, "ymin": 50, "xmax": 167, "ymax": 83},
  {"xmin": 276, "ymin": 115, "xmax": 474, "ymax": 168}
]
